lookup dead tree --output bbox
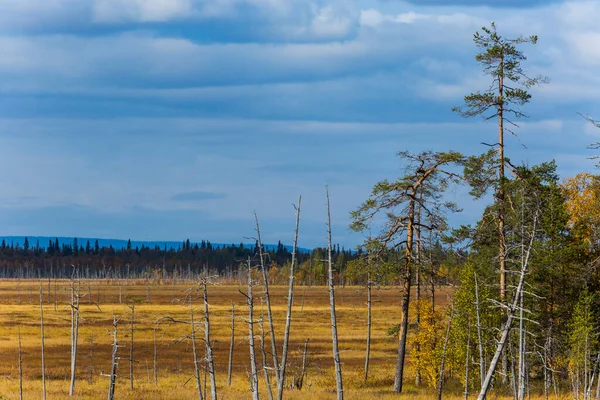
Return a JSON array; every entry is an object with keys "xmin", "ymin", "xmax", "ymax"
[
  {"xmin": 293, "ymin": 339, "xmax": 310, "ymax": 390},
  {"xmin": 245, "ymin": 257, "xmax": 260, "ymax": 400},
  {"xmin": 364, "ymin": 270, "xmax": 372, "ymax": 383},
  {"xmin": 189, "ymin": 292, "xmax": 203, "ymax": 400},
  {"xmin": 201, "ymin": 277, "xmax": 217, "ymax": 400},
  {"xmin": 326, "ymin": 186, "xmax": 344, "ymax": 400},
  {"xmin": 254, "ymin": 213, "xmax": 281, "ymax": 389},
  {"xmin": 128, "ymin": 302, "xmax": 136, "ymax": 391},
  {"xmin": 153, "ymin": 326, "xmax": 158, "ymax": 387},
  {"xmin": 18, "ymin": 325, "xmax": 23, "ymax": 400},
  {"xmin": 277, "ymin": 195, "xmax": 302, "ymax": 400},
  {"xmin": 477, "ymin": 211, "xmax": 538, "ymax": 400},
  {"xmin": 259, "ymin": 314, "xmax": 275, "ymax": 400},
  {"xmin": 69, "ymin": 277, "xmax": 81, "ymax": 396},
  {"xmin": 107, "ymin": 316, "xmax": 119, "ymax": 400},
  {"xmin": 474, "ymin": 272, "xmax": 486, "ymax": 389},
  {"xmin": 40, "ymin": 280, "xmax": 47, "ymax": 400},
  {"xmin": 228, "ymin": 302, "xmax": 235, "ymax": 387},
  {"xmin": 437, "ymin": 305, "xmax": 455, "ymax": 400}
]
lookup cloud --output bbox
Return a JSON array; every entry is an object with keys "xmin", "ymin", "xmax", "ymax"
[
  {"xmin": 93, "ymin": 0, "xmax": 193, "ymax": 23},
  {"xmin": 171, "ymin": 191, "xmax": 227, "ymax": 201}
]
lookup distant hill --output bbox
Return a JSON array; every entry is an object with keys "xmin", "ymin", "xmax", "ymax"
[{"xmin": 0, "ymin": 236, "xmax": 313, "ymax": 253}]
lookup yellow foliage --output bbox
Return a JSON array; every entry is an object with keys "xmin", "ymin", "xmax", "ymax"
[
  {"xmin": 562, "ymin": 173, "xmax": 600, "ymax": 246},
  {"xmin": 409, "ymin": 299, "xmax": 444, "ymax": 388}
]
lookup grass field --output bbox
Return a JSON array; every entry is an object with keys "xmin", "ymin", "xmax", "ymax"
[{"xmin": 0, "ymin": 280, "xmax": 560, "ymax": 399}]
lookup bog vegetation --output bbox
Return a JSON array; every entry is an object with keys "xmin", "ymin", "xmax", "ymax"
[{"xmin": 3, "ymin": 23, "xmax": 600, "ymax": 400}]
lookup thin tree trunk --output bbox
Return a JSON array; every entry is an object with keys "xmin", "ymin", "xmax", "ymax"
[
  {"xmin": 255, "ymin": 213, "xmax": 281, "ymax": 389},
  {"xmin": 40, "ymin": 281, "xmax": 47, "ymax": 400},
  {"xmin": 474, "ymin": 272, "xmax": 486, "ymax": 389},
  {"xmin": 129, "ymin": 303, "xmax": 135, "ymax": 391},
  {"xmin": 107, "ymin": 316, "xmax": 118, "ymax": 400},
  {"xmin": 326, "ymin": 186, "xmax": 344, "ymax": 400},
  {"xmin": 296, "ymin": 338, "xmax": 309, "ymax": 390},
  {"xmin": 153, "ymin": 326, "xmax": 158, "ymax": 387},
  {"xmin": 70, "ymin": 278, "xmax": 81, "ymax": 396},
  {"xmin": 228, "ymin": 302, "xmax": 235, "ymax": 387},
  {"xmin": 465, "ymin": 325, "xmax": 471, "ymax": 400},
  {"xmin": 18, "ymin": 325, "xmax": 23, "ymax": 400},
  {"xmin": 415, "ymin": 199, "xmax": 422, "ymax": 386},
  {"xmin": 394, "ymin": 194, "xmax": 416, "ymax": 393},
  {"xmin": 259, "ymin": 316, "xmax": 275, "ymax": 400},
  {"xmin": 202, "ymin": 279, "xmax": 217, "ymax": 400},
  {"xmin": 190, "ymin": 296, "xmax": 203, "ymax": 400},
  {"xmin": 277, "ymin": 195, "xmax": 302, "ymax": 400},
  {"xmin": 364, "ymin": 275, "xmax": 372, "ymax": 383},
  {"xmin": 247, "ymin": 257, "xmax": 260, "ymax": 400},
  {"xmin": 477, "ymin": 213, "xmax": 538, "ymax": 400},
  {"xmin": 437, "ymin": 306, "xmax": 454, "ymax": 400}
]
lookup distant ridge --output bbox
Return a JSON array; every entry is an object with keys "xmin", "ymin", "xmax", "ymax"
[{"xmin": 0, "ymin": 236, "xmax": 313, "ymax": 253}]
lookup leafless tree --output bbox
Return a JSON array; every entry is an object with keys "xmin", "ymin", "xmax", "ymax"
[
  {"xmin": 40, "ymin": 280, "xmax": 47, "ymax": 400},
  {"xmin": 228, "ymin": 302, "xmax": 235, "ymax": 387},
  {"xmin": 254, "ymin": 213, "xmax": 281, "ymax": 389},
  {"xmin": 326, "ymin": 185, "xmax": 344, "ymax": 400},
  {"xmin": 277, "ymin": 195, "xmax": 302, "ymax": 400},
  {"xmin": 69, "ymin": 276, "xmax": 82, "ymax": 396},
  {"xmin": 18, "ymin": 325, "xmax": 23, "ymax": 400},
  {"xmin": 437, "ymin": 304, "xmax": 454, "ymax": 400},
  {"xmin": 106, "ymin": 316, "xmax": 119, "ymax": 400}
]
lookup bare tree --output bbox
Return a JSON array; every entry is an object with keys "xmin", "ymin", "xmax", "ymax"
[
  {"xmin": 105, "ymin": 316, "xmax": 120, "ymax": 400},
  {"xmin": 189, "ymin": 292, "xmax": 203, "ymax": 400},
  {"xmin": 259, "ymin": 314, "xmax": 275, "ymax": 400},
  {"xmin": 40, "ymin": 281, "xmax": 47, "ymax": 400},
  {"xmin": 293, "ymin": 339, "xmax": 310, "ymax": 390},
  {"xmin": 477, "ymin": 211, "xmax": 538, "ymax": 400},
  {"xmin": 69, "ymin": 276, "xmax": 81, "ymax": 396},
  {"xmin": 277, "ymin": 195, "xmax": 302, "ymax": 400},
  {"xmin": 128, "ymin": 302, "xmax": 136, "ymax": 391},
  {"xmin": 18, "ymin": 325, "xmax": 23, "ymax": 400},
  {"xmin": 474, "ymin": 272, "xmax": 486, "ymax": 389},
  {"xmin": 243, "ymin": 257, "xmax": 260, "ymax": 400},
  {"xmin": 437, "ymin": 305, "xmax": 455, "ymax": 400},
  {"xmin": 201, "ymin": 277, "xmax": 217, "ymax": 400},
  {"xmin": 227, "ymin": 302, "xmax": 235, "ymax": 387},
  {"xmin": 326, "ymin": 185, "xmax": 344, "ymax": 400},
  {"xmin": 254, "ymin": 213, "xmax": 280, "ymax": 389}
]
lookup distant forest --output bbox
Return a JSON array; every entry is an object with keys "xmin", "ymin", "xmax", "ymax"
[{"xmin": 0, "ymin": 236, "xmax": 367, "ymax": 283}]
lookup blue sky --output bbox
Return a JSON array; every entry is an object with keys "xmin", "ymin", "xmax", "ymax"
[{"xmin": 0, "ymin": 0, "xmax": 599, "ymax": 248}]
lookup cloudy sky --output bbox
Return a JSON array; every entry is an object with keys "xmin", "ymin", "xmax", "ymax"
[{"xmin": 0, "ymin": 0, "xmax": 599, "ymax": 248}]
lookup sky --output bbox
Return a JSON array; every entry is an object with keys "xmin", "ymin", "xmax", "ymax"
[{"xmin": 0, "ymin": 0, "xmax": 599, "ymax": 249}]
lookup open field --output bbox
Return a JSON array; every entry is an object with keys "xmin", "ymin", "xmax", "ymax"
[{"xmin": 0, "ymin": 280, "xmax": 559, "ymax": 399}]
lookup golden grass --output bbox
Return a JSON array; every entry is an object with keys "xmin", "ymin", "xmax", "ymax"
[{"xmin": 0, "ymin": 280, "xmax": 560, "ymax": 399}]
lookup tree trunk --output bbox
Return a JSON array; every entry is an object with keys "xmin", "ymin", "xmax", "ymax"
[
  {"xmin": 474, "ymin": 272, "xmax": 486, "ymax": 389},
  {"xmin": 202, "ymin": 280, "xmax": 217, "ymax": 400},
  {"xmin": 437, "ymin": 307, "xmax": 454, "ymax": 400},
  {"xmin": 326, "ymin": 186, "xmax": 344, "ymax": 400},
  {"xmin": 40, "ymin": 281, "xmax": 47, "ymax": 400},
  {"xmin": 394, "ymin": 194, "xmax": 416, "ymax": 393},
  {"xmin": 190, "ymin": 296, "xmax": 203, "ymax": 400},
  {"xmin": 277, "ymin": 196, "xmax": 301, "ymax": 400},
  {"xmin": 255, "ymin": 213, "xmax": 281, "ymax": 389},
  {"xmin": 129, "ymin": 303, "xmax": 135, "ymax": 391},
  {"xmin": 465, "ymin": 325, "xmax": 471, "ymax": 400},
  {"xmin": 153, "ymin": 326, "xmax": 158, "ymax": 387},
  {"xmin": 107, "ymin": 316, "xmax": 118, "ymax": 400},
  {"xmin": 477, "ymin": 213, "xmax": 537, "ymax": 400},
  {"xmin": 18, "ymin": 325, "xmax": 23, "ymax": 400},
  {"xmin": 247, "ymin": 257, "xmax": 260, "ymax": 400},
  {"xmin": 228, "ymin": 302, "xmax": 235, "ymax": 387},
  {"xmin": 70, "ymin": 278, "xmax": 81, "ymax": 396},
  {"xmin": 259, "ymin": 316, "xmax": 275, "ymax": 400},
  {"xmin": 364, "ymin": 275, "xmax": 372, "ymax": 383}
]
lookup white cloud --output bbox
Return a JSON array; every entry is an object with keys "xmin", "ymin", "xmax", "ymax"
[{"xmin": 93, "ymin": 0, "xmax": 193, "ymax": 22}]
